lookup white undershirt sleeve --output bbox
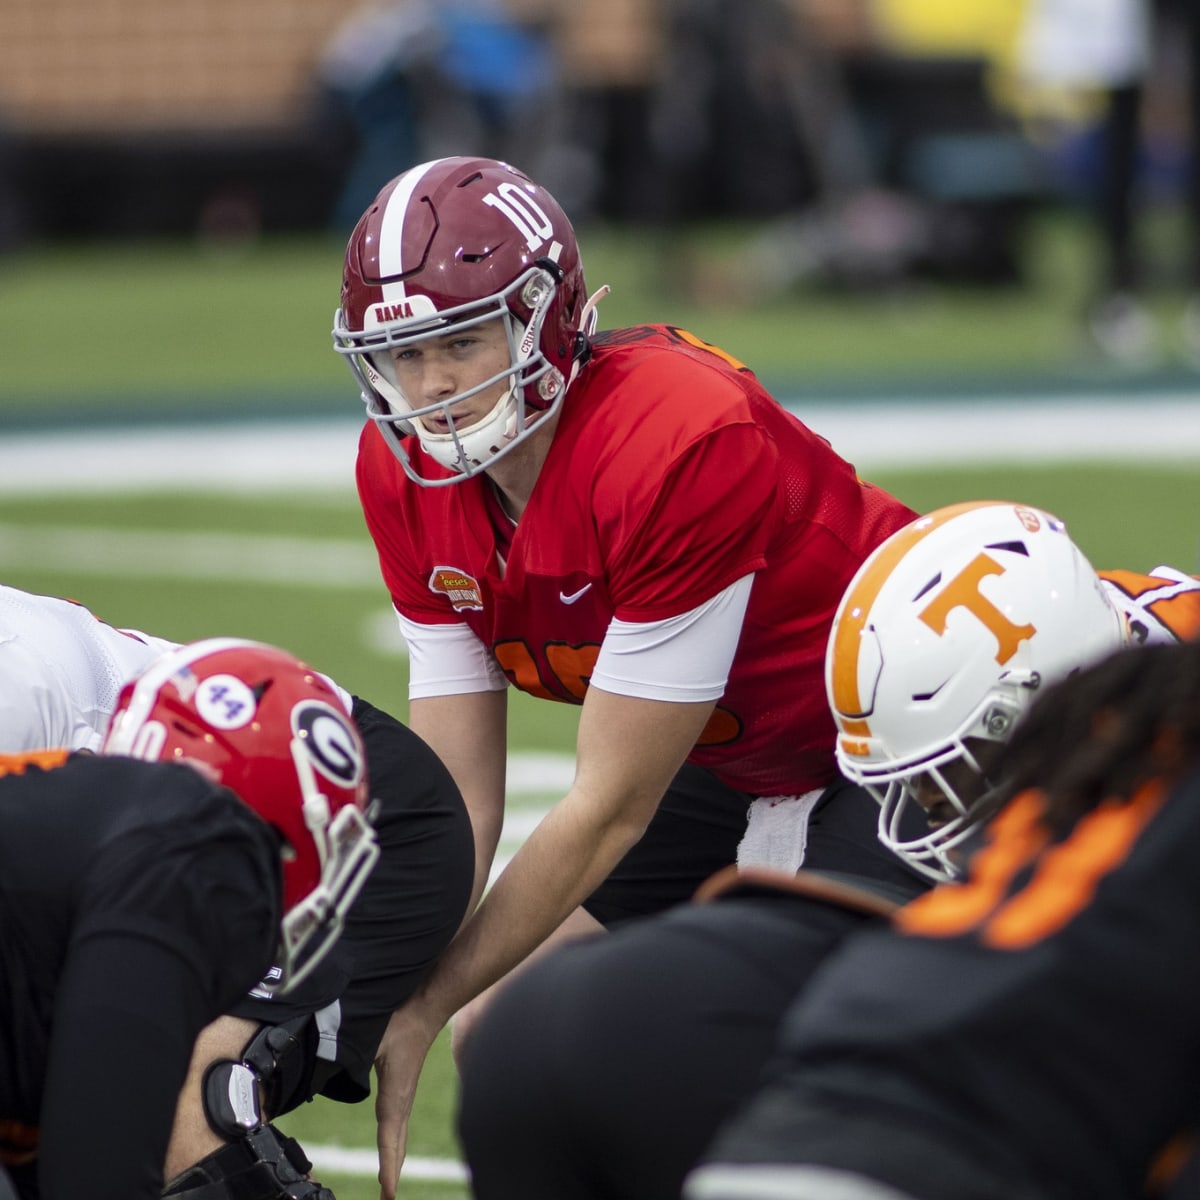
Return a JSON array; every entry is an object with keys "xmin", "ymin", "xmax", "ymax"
[
  {"xmin": 396, "ymin": 575, "xmax": 754, "ymax": 703},
  {"xmin": 590, "ymin": 574, "xmax": 755, "ymax": 703},
  {"xmin": 396, "ymin": 609, "xmax": 509, "ymax": 699}
]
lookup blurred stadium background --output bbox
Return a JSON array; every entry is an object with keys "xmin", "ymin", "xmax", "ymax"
[{"xmin": 0, "ymin": 1, "xmax": 1197, "ymax": 1196}]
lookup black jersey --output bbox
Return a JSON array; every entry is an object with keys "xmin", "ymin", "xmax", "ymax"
[
  {"xmin": 0, "ymin": 752, "xmax": 281, "ymax": 1200},
  {"xmin": 744, "ymin": 767, "xmax": 1200, "ymax": 1200}
]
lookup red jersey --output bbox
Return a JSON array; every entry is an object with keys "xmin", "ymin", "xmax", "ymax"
[{"xmin": 357, "ymin": 325, "xmax": 916, "ymax": 795}]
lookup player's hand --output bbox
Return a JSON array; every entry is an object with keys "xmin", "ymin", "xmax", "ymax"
[{"xmin": 374, "ymin": 1002, "xmax": 440, "ymax": 1200}]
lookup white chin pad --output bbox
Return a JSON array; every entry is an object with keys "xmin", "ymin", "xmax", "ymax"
[
  {"xmin": 417, "ymin": 385, "xmax": 513, "ymax": 446},
  {"xmin": 418, "ymin": 385, "xmax": 520, "ymax": 474}
]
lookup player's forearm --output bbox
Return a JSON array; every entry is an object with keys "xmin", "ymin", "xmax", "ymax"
[{"xmin": 408, "ymin": 691, "xmax": 507, "ymax": 914}]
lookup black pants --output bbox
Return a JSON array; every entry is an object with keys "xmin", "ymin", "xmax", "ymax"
[
  {"xmin": 583, "ymin": 764, "xmax": 929, "ymax": 927},
  {"xmin": 459, "ymin": 887, "xmax": 894, "ymax": 1200}
]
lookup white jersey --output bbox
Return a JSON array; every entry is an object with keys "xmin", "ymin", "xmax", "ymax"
[
  {"xmin": 0, "ymin": 585, "xmax": 176, "ymax": 752},
  {"xmin": 0, "ymin": 584, "xmax": 355, "ymax": 753}
]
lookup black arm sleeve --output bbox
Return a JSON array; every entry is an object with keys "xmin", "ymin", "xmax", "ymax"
[
  {"xmin": 37, "ymin": 933, "xmax": 229, "ymax": 1200},
  {"xmin": 36, "ymin": 804, "xmax": 279, "ymax": 1200}
]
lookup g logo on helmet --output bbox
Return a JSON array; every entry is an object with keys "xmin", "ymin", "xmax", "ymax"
[{"xmin": 291, "ymin": 701, "xmax": 365, "ymax": 788}]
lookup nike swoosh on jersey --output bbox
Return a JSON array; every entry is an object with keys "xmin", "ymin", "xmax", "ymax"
[{"xmin": 559, "ymin": 583, "xmax": 593, "ymax": 605}]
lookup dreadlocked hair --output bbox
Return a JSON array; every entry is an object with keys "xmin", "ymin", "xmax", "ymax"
[{"xmin": 996, "ymin": 641, "xmax": 1200, "ymax": 834}]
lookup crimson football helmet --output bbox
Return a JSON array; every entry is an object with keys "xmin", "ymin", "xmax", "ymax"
[
  {"xmin": 826, "ymin": 501, "xmax": 1128, "ymax": 881},
  {"xmin": 100, "ymin": 638, "xmax": 379, "ymax": 992},
  {"xmin": 333, "ymin": 156, "xmax": 604, "ymax": 485}
]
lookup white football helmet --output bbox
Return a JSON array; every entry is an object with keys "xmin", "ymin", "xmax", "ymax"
[{"xmin": 826, "ymin": 501, "xmax": 1128, "ymax": 881}]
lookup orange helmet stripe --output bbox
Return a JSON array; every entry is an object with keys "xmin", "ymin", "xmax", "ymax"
[{"xmin": 830, "ymin": 501, "xmax": 1009, "ymax": 725}]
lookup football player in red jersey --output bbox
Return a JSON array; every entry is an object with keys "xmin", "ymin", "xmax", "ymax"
[{"xmin": 333, "ymin": 155, "xmax": 928, "ymax": 1191}]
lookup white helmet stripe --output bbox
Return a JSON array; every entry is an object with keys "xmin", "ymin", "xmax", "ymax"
[
  {"xmin": 104, "ymin": 636, "xmax": 261, "ymax": 755},
  {"xmin": 378, "ymin": 157, "xmax": 455, "ymax": 285}
]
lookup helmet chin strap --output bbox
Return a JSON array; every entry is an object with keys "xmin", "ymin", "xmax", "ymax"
[
  {"xmin": 415, "ymin": 281, "xmax": 591, "ymax": 475},
  {"xmin": 580, "ymin": 285, "xmax": 609, "ymax": 338},
  {"xmin": 361, "ymin": 279, "xmax": 610, "ymax": 482},
  {"xmin": 416, "ymin": 381, "xmax": 521, "ymax": 474}
]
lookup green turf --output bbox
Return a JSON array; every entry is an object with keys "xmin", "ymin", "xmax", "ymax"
[
  {"xmin": 873, "ymin": 463, "xmax": 1200, "ymax": 575},
  {"xmin": 0, "ymin": 213, "xmax": 1195, "ymax": 1195},
  {"xmin": 2, "ymin": 203, "xmax": 1197, "ymax": 426}
]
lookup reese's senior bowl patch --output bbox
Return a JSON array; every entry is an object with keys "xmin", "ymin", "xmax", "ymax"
[{"xmin": 429, "ymin": 566, "xmax": 485, "ymax": 612}]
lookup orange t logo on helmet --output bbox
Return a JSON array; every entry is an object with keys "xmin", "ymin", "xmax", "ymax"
[{"xmin": 919, "ymin": 553, "xmax": 1037, "ymax": 666}]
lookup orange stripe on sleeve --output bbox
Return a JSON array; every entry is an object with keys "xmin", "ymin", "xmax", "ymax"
[
  {"xmin": 0, "ymin": 749, "xmax": 71, "ymax": 778},
  {"xmin": 1146, "ymin": 590, "xmax": 1200, "ymax": 641},
  {"xmin": 1101, "ymin": 570, "xmax": 1200, "ymax": 641}
]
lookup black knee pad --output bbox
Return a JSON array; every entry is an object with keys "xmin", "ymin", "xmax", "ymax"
[
  {"xmin": 173, "ymin": 1017, "xmax": 329, "ymax": 1200},
  {"xmin": 161, "ymin": 1123, "xmax": 334, "ymax": 1200},
  {"xmin": 239, "ymin": 1017, "xmax": 317, "ymax": 1119},
  {"xmin": 202, "ymin": 1015, "xmax": 317, "ymax": 1139}
]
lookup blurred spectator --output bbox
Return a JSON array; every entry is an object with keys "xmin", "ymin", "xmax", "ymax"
[
  {"xmin": 1017, "ymin": 0, "xmax": 1199, "ymax": 367},
  {"xmin": 322, "ymin": 0, "xmax": 1046, "ymax": 287},
  {"xmin": 320, "ymin": 0, "xmax": 559, "ymax": 231},
  {"xmin": 502, "ymin": 0, "xmax": 873, "ymax": 227},
  {"xmin": 1159, "ymin": 0, "xmax": 1200, "ymax": 364},
  {"xmin": 647, "ymin": 0, "xmax": 832, "ymax": 221},
  {"xmin": 526, "ymin": 0, "xmax": 667, "ymax": 221},
  {"xmin": 662, "ymin": 0, "xmax": 1044, "ymax": 298}
]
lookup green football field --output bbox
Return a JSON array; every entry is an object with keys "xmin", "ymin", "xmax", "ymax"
[
  {"xmin": 1, "ymin": 461, "xmax": 1197, "ymax": 1199},
  {"xmin": 0, "ymin": 218, "xmax": 1197, "ymax": 1197}
]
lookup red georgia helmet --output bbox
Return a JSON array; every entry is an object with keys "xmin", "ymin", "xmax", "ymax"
[
  {"xmin": 333, "ymin": 156, "xmax": 596, "ymax": 486},
  {"xmin": 100, "ymin": 637, "xmax": 379, "ymax": 992}
]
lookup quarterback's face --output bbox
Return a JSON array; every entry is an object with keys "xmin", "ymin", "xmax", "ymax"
[{"xmin": 387, "ymin": 318, "xmax": 512, "ymax": 433}]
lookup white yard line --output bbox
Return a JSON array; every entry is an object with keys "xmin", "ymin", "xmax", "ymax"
[
  {"xmin": 0, "ymin": 392, "xmax": 1197, "ymax": 497},
  {"xmin": 0, "ymin": 418, "xmax": 364, "ymax": 495},
  {"xmin": 307, "ymin": 1146, "xmax": 468, "ymax": 1183},
  {"xmin": 0, "ymin": 523, "xmax": 380, "ymax": 586}
]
